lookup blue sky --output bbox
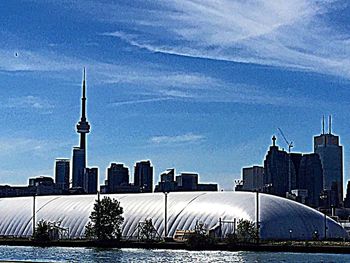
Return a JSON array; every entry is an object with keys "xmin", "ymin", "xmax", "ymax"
[{"xmin": 1, "ymin": 0, "xmax": 350, "ymax": 190}]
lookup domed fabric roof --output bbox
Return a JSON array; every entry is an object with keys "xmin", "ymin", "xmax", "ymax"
[{"xmin": 0, "ymin": 192, "xmax": 347, "ymax": 240}]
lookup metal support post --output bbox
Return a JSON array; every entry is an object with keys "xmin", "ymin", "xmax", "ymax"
[
  {"xmin": 256, "ymin": 190, "xmax": 260, "ymax": 244},
  {"xmin": 164, "ymin": 192, "xmax": 168, "ymax": 238},
  {"xmin": 32, "ymin": 195, "xmax": 36, "ymax": 237},
  {"xmin": 324, "ymin": 212, "xmax": 327, "ymax": 240}
]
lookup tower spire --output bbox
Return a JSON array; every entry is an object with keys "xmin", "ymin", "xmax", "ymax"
[
  {"xmin": 76, "ymin": 67, "xmax": 90, "ymax": 150},
  {"xmin": 81, "ymin": 67, "xmax": 86, "ymax": 121},
  {"xmin": 329, "ymin": 115, "xmax": 332, "ymax": 134}
]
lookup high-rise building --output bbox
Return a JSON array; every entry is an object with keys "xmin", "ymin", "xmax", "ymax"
[
  {"xmin": 176, "ymin": 173, "xmax": 198, "ymax": 191},
  {"xmin": 161, "ymin": 169, "xmax": 175, "ymax": 183},
  {"xmin": 314, "ymin": 116, "xmax": 343, "ymax": 205},
  {"xmin": 83, "ymin": 167, "xmax": 98, "ymax": 194},
  {"xmin": 28, "ymin": 176, "xmax": 56, "ymax": 195},
  {"xmin": 298, "ymin": 153, "xmax": 323, "ymax": 207},
  {"xmin": 263, "ymin": 136, "xmax": 290, "ymax": 197},
  {"xmin": 134, "ymin": 160, "xmax": 153, "ymax": 193},
  {"xmin": 72, "ymin": 147, "xmax": 85, "ymax": 188},
  {"xmin": 154, "ymin": 169, "xmax": 177, "ymax": 192},
  {"xmin": 290, "ymin": 153, "xmax": 303, "ymax": 190},
  {"xmin": 240, "ymin": 166, "xmax": 264, "ymax": 191},
  {"xmin": 55, "ymin": 159, "xmax": 70, "ymax": 191},
  {"xmin": 154, "ymin": 169, "xmax": 218, "ymax": 192},
  {"xmin": 107, "ymin": 163, "xmax": 129, "ymax": 193},
  {"xmin": 72, "ymin": 69, "xmax": 91, "ymax": 189}
]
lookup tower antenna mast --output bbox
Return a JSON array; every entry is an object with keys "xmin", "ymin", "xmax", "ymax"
[{"xmin": 322, "ymin": 115, "xmax": 325, "ymax": 135}]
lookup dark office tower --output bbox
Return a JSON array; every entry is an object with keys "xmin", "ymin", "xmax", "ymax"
[
  {"xmin": 154, "ymin": 169, "xmax": 177, "ymax": 192},
  {"xmin": 72, "ymin": 69, "xmax": 91, "ymax": 188},
  {"xmin": 161, "ymin": 169, "xmax": 175, "ymax": 183},
  {"xmin": 72, "ymin": 147, "xmax": 85, "ymax": 188},
  {"xmin": 298, "ymin": 154, "xmax": 323, "ymax": 207},
  {"xmin": 314, "ymin": 116, "xmax": 343, "ymax": 205},
  {"xmin": 83, "ymin": 168, "xmax": 98, "ymax": 194},
  {"xmin": 134, "ymin": 161, "xmax": 153, "ymax": 193},
  {"xmin": 176, "ymin": 173, "xmax": 198, "ymax": 191},
  {"xmin": 241, "ymin": 166, "xmax": 264, "ymax": 191},
  {"xmin": 264, "ymin": 136, "xmax": 297, "ymax": 197},
  {"xmin": 55, "ymin": 159, "xmax": 70, "ymax": 190},
  {"xmin": 107, "ymin": 163, "xmax": 129, "ymax": 193}
]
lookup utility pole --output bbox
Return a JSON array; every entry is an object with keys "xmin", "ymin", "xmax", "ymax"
[{"xmin": 278, "ymin": 128, "xmax": 294, "ymax": 193}]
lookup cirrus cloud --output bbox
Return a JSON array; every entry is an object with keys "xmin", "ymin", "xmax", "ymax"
[{"xmin": 150, "ymin": 133, "xmax": 205, "ymax": 145}]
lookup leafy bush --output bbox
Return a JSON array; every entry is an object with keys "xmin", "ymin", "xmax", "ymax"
[
  {"xmin": 34, "ymin": 220, "xmax": 50, "ymax": 242},
  {"xmin": 186, "ymin": 221, "xmax": 216, "ymax": 249},
  {"xmin": 236, "ymin": 219, "xmax": 258, "ymax": 243}
]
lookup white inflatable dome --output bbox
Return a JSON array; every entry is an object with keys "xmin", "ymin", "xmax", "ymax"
[{"xmin": 0, "ymin": 192, "xmax": 347, "ymax": 240}]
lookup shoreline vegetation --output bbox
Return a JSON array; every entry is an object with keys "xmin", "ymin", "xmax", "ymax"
[{"xmin": 1, "ymin": 239, "xmax": 350, "ymax": 254}]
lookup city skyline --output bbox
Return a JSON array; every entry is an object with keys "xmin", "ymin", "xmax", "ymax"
[{"xmin": 1, "ymin": 1, "xmax": 350, "ymax": 190}]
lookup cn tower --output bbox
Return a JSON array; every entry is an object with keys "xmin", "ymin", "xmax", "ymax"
[
  {"xmin": 76, "ymin": 68, "xmax": 90, "ymax": 150},
  {"xmin": 72, "ymin": 68, "xmax": 90, "ymax": 189}
]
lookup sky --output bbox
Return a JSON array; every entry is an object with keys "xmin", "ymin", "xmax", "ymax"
[{"xmin": 1, "ymin": 0, "xmax": 350, "ymax": 191}]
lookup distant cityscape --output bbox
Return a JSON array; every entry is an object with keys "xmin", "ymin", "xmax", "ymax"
[
  {"xmin": 0, "ymin": 70, "xmax": 217, "ymax": 198},
  {"xmin": 235, "ymin": 115, "xmax": 350, "ymax": 218},
  {"xmin": 2, "ymin": 70, "xmax": 350, "ymax": 220}
]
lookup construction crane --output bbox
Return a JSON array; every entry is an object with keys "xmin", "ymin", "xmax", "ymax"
[
  {"xmin": 278, "ymin": 128, "xmax": 293, "ymax": 194},
  {"xmin": 278, "ymin": 128, "xmax": 293, "ymax": 153}
]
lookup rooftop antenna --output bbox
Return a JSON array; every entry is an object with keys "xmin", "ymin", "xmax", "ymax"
[
  {"xmin": 328, "ymin": 115, "xmax": 332, "ymax": 134},
  {"xmin": 322, "ymin": 115, "xmax": 325, "ymax": 135}
]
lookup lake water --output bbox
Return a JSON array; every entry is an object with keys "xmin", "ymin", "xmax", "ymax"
[{"xmin": 0, "ymin": 246, "xmax": 350, "ymax": 262}]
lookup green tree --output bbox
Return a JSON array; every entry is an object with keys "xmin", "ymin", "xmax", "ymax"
[
  {"xmin": 85, "ymin": 196, "xmax": 124, "ymax": 241},
  {"xmin": 236, "ymin": 219, "xmax": 258, "ymax": 243},
  {"xmin": 140, "ymin": 219, "xmax": 154, "ymax": 241},
  {"xmin": 34, "ymin": 220, "xmax": 50, "ymax": 242}
]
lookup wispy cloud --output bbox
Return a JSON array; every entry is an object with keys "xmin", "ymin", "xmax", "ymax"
[
  {"xmin": 110, "ymin": 97, "xmax": 171, "ymax": 106},
  {"xmin": 4, "ymin": 96, "xmax": 54, "ymax": 112},
  {"xmin": 102, "ymin": 1, "xmax": 350, "ymax": 78},
  {"xmin": 0, "ymin": 47, "xmax": 337, "ymax": 110},
  {"xmin": 150, "ymin": 133, "xmax": 205, "ymax": 145},
  {"xmin": 0, "ymin": 1, "xmax": 343, "ymax": 110},
  {"xmin": 0, "ymin": 137, "xmax": 48, "ymax": 155}
]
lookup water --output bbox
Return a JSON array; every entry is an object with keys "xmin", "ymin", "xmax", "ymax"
[{"xmin": 0, "ymin": 246, "xmax": 349, "ymax": 263}]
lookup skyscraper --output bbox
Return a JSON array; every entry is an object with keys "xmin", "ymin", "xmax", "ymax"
[
  {"xmin": 314, "ymin": 116, "xmax": 343, "ymax": 205},
  {"xmin": 55, "ymin": 158, "xmax": 70, "ymax": 191},
  {"xmin": 134, "ymin": 160, "xmax": 153, "ymax": 193},
  {"xmin": 241, "ymin": 166, "xmax": 264, "ymax": 191},
  {"xmin": 72, "ymin": 147, "xmax": 85, "ymax": 188},
  {"xmin": 83, "ymin": 167, "xmax": 98, "ymax": 194},
  {"xmin": 107, "ymin": 163, "xmax": 129, "ymax": 193},
  {"xmin": 298, "ymin": 153, "xmax": 323, "ymax": 207},
  {"xmin": 176, "ymin": 173, "xmax": 198, "ymax": 191},
  {"xmin": 263, "ymin": 136, "xmax": 290, "ymax": 197},
  {"xmin": 72, "ymin": 69, "xmax": 91, "ymax": 189}
]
